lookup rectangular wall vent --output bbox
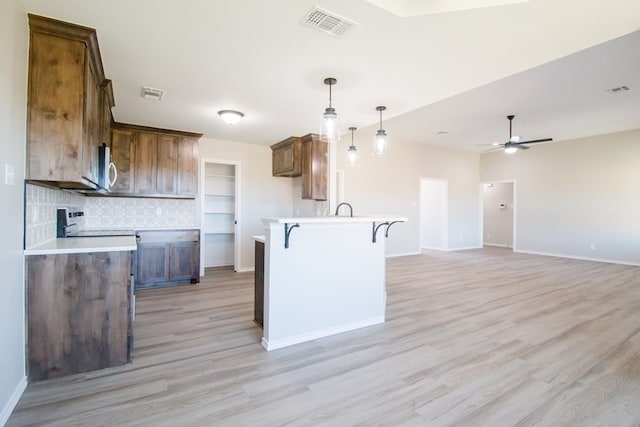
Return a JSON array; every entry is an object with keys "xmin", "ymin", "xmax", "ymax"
[
  {"xmin": 141, "ymin": 86, "xmax": 165, "ymax": 100},
  {"xmin": 301, "ymin": 6, "xmax": 357, "ymax": 37},
  {"xmin": 606, "ymin": 85, "xmax": 630, "ymax": 94}
]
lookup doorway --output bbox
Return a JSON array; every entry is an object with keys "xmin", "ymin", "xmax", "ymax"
[
  {"xmin": 481, "ymin": 181, "xmax": 514, "ymax": 248},
  {"xmin": 420, "ymin": 178, "xmax": 448, "ymax": 250},
  {"xmin": 201, "ymin": 159, "xmax": 241, "ymax": 274}
]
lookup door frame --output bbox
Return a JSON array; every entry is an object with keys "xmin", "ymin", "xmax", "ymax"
[
  {"xmin": 200, "ymin": 158, "xmax": 241, "ymax": 274},
  {"xmin": 479, "ymin": 179, "xmax": 516, "ymax": 250}
]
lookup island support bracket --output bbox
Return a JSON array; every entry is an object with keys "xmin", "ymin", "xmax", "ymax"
[
  {"xmin": 372, "ymin": 222, "xmax": 389, "ymax": 243},
  {"xmin": 284, "ymin": 223, "xmax": 300, "ymax": 249}
]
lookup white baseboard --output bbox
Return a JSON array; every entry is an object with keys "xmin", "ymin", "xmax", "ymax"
[
  {"xmin": 483, "ymin": 243, "xmax": 512, "ymax": 248},
  {"xmin": 445, "ymin": 245, "xmax": 483, "ymax": 252},
  {"xmin": 387, "ymin": 251, "xmax": 421, "ymax": 258},
  {"xmin": 236, "ymin": 267, "xmax": 254, "ymax": 273},
  {"xmin": 514, "ymin": 249, "xmax": 640, "ymax": 266},
  {"xmin": 261, "ymin": 315, "xmax": 385, "ymax": 351},
  {"xmin": 421, "ymin": 246, "xmax": 446, "ymax": 251},
  {"xmin": 1, "ymin": 376, "xmax": 27, "ymax": 426}
]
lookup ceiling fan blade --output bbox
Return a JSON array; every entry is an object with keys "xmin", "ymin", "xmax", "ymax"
[{"xmin": 519, "ymin": 138, "xmax": 553, "ymax": 145}]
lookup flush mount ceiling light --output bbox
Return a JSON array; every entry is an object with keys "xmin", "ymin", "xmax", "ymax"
[
  {"xmin": 373, "ymin": 106, "xmax": 388, "ymax": 156},
  {"xmin": 347, "ymin": 126, "xmax": 358, "ymax": 166},
  {"xmin": 320, "ymin": 77, "xmax": 340, "ymax": 143},
  {"xmin": 218, "ymin": 110, "xmax": 245, "ymax": 125}
]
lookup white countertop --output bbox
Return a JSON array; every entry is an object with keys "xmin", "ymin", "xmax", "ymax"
[
  {"xmin": 25, "ymin": 235, "xmax": 137, "ymax": 255},
  {"xmin": 263, "ymin": 216, "xmax": 408, "ymax": 225}
]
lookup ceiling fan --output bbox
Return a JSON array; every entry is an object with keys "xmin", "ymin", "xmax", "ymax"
[{"xmin": 485, "ymin": 115, "xmax": 553, "ymax": 153}]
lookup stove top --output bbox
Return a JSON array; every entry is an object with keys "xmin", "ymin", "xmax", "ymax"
[{"xmin": 66, "ymin": 229, "xmax": 135, "ymax": 237}]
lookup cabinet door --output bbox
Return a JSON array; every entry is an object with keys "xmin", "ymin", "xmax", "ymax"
[
  {"xmin": 301, "ymin": 134, "xmax": 328, "ymax": 201},
  {"xmin": 157, "ymin": 134, "xmax": 178, "ymax": 195},
  {"xmin": 177, "ymin": 137, "xmax": 199, "ymax": 196},
  {"xmin": 110, "ymin": 129, "xmax": 135, "ymax": 193},
  {"xmin": 271, "ymin": 137, "xmax": 302, "ymax": 177},
  {"xmin": 136, "ymin": 243, "xmax": 169, "ymax": 287},
  {"xmin": 82, "ymin": 56, "xmax": 100, "ymax": 184},
  {"xmin": 168, "ymin": 241, "xmax": 200, "ymax": 282},
  {"xmin": 134, "ymin": 132, "xmax": 158, "ymax": 194},
  {"xmin": 27, "ymin": 251, "xmax": 131, "ymax": 381},
  {"xmin": 27, "ymin": 31, "xmax": 85, "ymax": 183}
]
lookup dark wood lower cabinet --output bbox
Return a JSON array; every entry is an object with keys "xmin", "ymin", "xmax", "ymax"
[
  {"xmin": 254, "ymin": 241, "xmax": 264, "ymax": 327},
  {"xmin": 135, "ymin": 230, "xmax": 200, "ymax": 290},
  {"xmin": 26, "ymin": 251, "xmax": 133, "ymax": 381}
]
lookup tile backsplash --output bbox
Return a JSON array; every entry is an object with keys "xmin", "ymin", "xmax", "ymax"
[
  {"xmin": 84, "ymin": 197, "xmax": 196, "ymax": 229},
  {"xmin": 25, "ymin": 184, "xmax": 85, "ymax": 249},
  {"xmin": 25, "ymin": 183, "xmax": 198, "ymax": 249}
]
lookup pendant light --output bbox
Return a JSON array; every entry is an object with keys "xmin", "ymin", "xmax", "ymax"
[
  {"xmin": 320, "ymin": 77, "xmax": 340, "ymax": 143},
  {"xmin": 347, "ymin": 126, "xmax": 358, "ymax": 165},
  {"xmin": 373, "ymin": 106, "xmax": 388, "ymax": 156}
]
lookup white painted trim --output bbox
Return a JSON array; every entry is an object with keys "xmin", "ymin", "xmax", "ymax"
[
  {"xmin": 236, "ymin": 267, "xmax": 254, "ymax": 273},
  {"xmin": 515, "ymin": 249, "xmax": 640, "ymax": 267},
  {"xmin": 261, "ymin": 316, "xmax": 385, "ymax": 351},
  {"xmin": 200, "ymin": 158, "xmax": 242, "ymax": 274},
  {"xmin": 445, "ymin": 245, "xmax": 483, "ymax": 251},
  {"xmin": 421, "ymin": 246, "xmax": 446, "ymax": 251},
  {"xmin": 0, "ymin": 376, "xmax": 27, "ymax": 426},
  {"xmin": 484, "ymin": 243, "xmax": 512, "ymax": 248},
  {"xmin": 388, "ymin": 251, "xmax": 422, "ymax": 258}
]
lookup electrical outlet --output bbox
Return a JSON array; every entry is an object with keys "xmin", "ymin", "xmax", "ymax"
[
  {"xmin": 589, "ymin": 243, "xmax": 596, "ymax": 250},
  {"xmin": 5, "ymin": 163, "xmax": 15, "ymax": 186},
  {"xmin": 156, "ymin": 207, "xmax": 162, "ymax": 216}
]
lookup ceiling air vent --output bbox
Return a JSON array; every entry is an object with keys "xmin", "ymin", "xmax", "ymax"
[
  {"xmin": 301, "ymin": 6, "xmax": 357, "ymax": 37},
  {"xmin": 606, "ymin": 85, "xmax": 631, "ymax": 94},
  {"xmin": 141, "ymin": 86, "xmax": 165, "ymax": 101}
]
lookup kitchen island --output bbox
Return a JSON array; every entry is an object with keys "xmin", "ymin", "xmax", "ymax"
[
  {"xmin": 261, "ymin": 216, "xmax": 406, "ymax": 351},
  {"xmin": 25, "ymin": 236, "xmax": 136, "ymax": 381}
]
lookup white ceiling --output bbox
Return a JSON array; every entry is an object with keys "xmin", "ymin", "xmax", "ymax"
[{"xmin": 20, "ymin": 0, "xmax": 640, "ymax": 152}]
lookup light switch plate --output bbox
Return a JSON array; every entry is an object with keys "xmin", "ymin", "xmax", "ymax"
[{"xmin": 5, "ymin": 163, "xmax": 15, "ymax": 186}]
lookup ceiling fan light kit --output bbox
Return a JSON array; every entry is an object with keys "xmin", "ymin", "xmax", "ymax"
[{"xmin": 499, "ymin": 114, "xmax": 552, "ymax": 153}]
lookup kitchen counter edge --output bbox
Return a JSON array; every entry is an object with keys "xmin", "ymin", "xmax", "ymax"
[{"xmin": 25, "ymin": 235, "xmax": 137, "ymax": 255}]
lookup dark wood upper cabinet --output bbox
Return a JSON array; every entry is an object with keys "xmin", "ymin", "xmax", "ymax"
[
  {"xmin": 26, "ymin": 14, "xmax": 110, "ymax": 190},
  {"xmin": 301, "ymin": 133, "xmax": 328, "ymax": 201},
  {"xmin": 271, "ymin": 136, "xmax": 302, "ymax": 177},
  {"xmin": 111, "ymin": 123, "xmax": 201, "ymax": 198},
  {"xmin": 110, "ymin": 128, "xmax": 135, "ymax": 193}
]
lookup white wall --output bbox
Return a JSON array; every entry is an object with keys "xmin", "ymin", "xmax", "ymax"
[
  {"xmin": 480, "ymin": 129, "xmax": 640, "ymax": 264},
  {"xmin": 336, "ymin": 131, "xmax": 481, "ymax": 255},
  {"xmin": 482, "ymin": 182, "xmax": 514, "ymax": 247},
  {"xmin": 198, "ymin": 137, "xmax": 294, "ymax": 271},
  {"xmin": 420, "ymin": 178, "xmax": 447, "ymax": 250},
  {"xmin": 0, "ymin": 0, "xmax": 28, "ymax": 423}
]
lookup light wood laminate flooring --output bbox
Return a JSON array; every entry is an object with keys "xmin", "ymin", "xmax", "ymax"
[{"xmin": 8, "ymin": 247, "xmax": 640, "ymax": 426}]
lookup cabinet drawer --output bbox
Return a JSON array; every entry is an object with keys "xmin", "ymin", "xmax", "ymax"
[{"xmin": 136, "ymin": 230, "xmax": 200, "ymax": 243}]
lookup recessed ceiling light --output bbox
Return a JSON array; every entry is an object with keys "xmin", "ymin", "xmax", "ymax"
[{"xmin": 436, "ymin": 130, "xmax": 448, "ymax": 135}]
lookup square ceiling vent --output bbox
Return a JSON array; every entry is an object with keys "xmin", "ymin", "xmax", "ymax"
[
  {"xmin": 141, "ymin": 86, "xmax": 164, "ymax": 101},
  {"xmin": 301, "ymin": 6, "xmax": 358, "ymax": 37}
]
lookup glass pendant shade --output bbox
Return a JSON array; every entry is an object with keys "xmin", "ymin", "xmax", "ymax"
[
  {"xmin": 320, "ymin": 77, "xmax": 339, "ymax": 143},
  {"xmin": 347, "ymin": 126, "xmax": 358, "ymax": 165},
  {"xmin": 373, "ymin": 129, "xmax": 388, "ymax": 156},
  {"xmin": 320, "ymin": 107, "xmax": 339, "ymax": 143},
  {"xmin": 372, "ymin": 106, "xmax": 388, "ymax": 156}
]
